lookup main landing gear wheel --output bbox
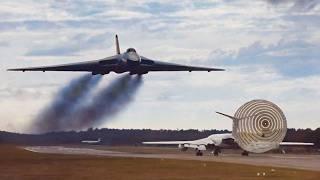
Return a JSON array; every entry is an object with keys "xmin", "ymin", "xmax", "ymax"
[
  {"xmin": 213, "ymin": 147, "xmax": 221, "ymax": 156},
  {"xmin": 196, "ymin": 151, "xmax": 203, "ymax": 156},
  {"xmin": 241, "ymin": 151, "xmax": 249, "ymax": 156}
]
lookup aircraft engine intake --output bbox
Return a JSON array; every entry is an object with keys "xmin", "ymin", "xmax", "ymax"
[
  {"xmin": 178, "ymin": 144, "xmax": 188, "ymax": 151},
  {"xmin": 129, "ymin": 71, "xmax": 148, "ymax": 75},
  {"xmin": 232, "ymin": 99, "xmax": 287, "ymax": 153}
]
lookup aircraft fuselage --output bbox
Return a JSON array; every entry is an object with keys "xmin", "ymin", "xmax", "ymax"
[{"xmin": 93, "ymin": 48, "xmax": 146, "ymax": 75}]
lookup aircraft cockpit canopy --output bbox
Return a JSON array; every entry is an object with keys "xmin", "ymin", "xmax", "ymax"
[{"xmin": 126, "ymin": 48, "xmax": 136, "ymax": 53}]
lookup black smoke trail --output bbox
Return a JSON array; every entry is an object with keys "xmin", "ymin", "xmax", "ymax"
[
  {"xmin": 66, "ymin": 74, "xmax": 143, "ymax": 130},
  {"xmin": 30, "ymin": 74, "xmax": 102, "ymax": 133}
]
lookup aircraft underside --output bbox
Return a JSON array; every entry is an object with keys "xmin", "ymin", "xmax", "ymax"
[{"xmin": 92, "ymin": 64, "xmax": 149, "ymax": 75}]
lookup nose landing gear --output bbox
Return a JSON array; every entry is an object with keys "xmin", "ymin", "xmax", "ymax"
[{"xmin": 213, "ymin": 147, "xmax": 221, "ymax": 156}]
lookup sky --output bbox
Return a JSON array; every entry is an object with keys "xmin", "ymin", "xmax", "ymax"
[{"xmin": 0, "ymin": 0, "xmax": 319, "ymax": 133}]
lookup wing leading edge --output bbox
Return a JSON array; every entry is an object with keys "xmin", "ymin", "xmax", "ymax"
[
  {"xmin": 143, "ymin": 141, "xmax": 194, "ymax": 145},
  {"xmin": 7, "ymin": 56, "xmax": 119, "ymax": 73},
  {"xmin": 8, "ymin": 56, "xmax": 224, "ymax": 73},
  {"xmin": 140, "ymin": 57, "xmax": 224, "ymax": 72},
  {"xmin": 279, "ymin": 142, "xmax": 314, "ymax": 146},
  {"xmin": 143, "ymin": 136, "xmax": 215, "ymax": 146}
]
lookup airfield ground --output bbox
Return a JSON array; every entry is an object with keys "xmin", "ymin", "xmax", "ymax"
[
  {"xmin": 1, "ymin": 145, "xmax": 320, "ymax": 179},
  {"xmin": 25, "ymin": 145, "xmax": 320, "ymax": 172}
]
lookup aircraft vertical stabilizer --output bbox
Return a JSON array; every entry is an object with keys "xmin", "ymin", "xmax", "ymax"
[{"xmin": 116, "ymin": 34, "xmax": 120, "ymax": 55}]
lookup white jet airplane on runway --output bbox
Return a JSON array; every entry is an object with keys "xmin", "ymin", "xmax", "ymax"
[
  {"xmin": 143, "ymin": 111, "xmax": 314, "ymax": 156},
  {"xmin": 143, "ymin": 132, "xmax": 314, "ymax": 156},
  {"xmin": 143, "ymin": 133, "xmax": 235, "ymax": 156}
]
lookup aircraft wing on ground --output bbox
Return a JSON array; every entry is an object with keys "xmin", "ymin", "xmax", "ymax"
[
  {"xmin": 143, "ymin": 137, "xmax": 214, "ymax": 146},
  {"xmin": 143, "ymin": 140, "xmax": 210, "ymax": 146},
  {"xmin": 143, "ymin": 141, "xmax": 193, "ymax": 145},
  {"xmin": 143, "ymin": 139, "xmax": 210, "ymax": 153},
  {"xmin": 279, "ymin": 142, "xmax": 314, "ymax": 146},
  {"xmin": 169, "ymin": 140, "xmax": 315, "ymax": 151}
]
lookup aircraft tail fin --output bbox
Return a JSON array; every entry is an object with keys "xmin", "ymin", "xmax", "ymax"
[
  {"xmin": 216, "ymin": 111, "xmax": 237, "ymax": 120},
  {"xmin": 216, "ymin": 111, "xmax": 262, "ymax": 121},
  {"xmin": 115, "ymin": 34, "xmax": 120, "ymax": 55}
]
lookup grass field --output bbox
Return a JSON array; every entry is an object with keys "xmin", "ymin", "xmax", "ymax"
[{"xmin": 0, "ymin": 145, "xmax": 319, "ymax": 180}]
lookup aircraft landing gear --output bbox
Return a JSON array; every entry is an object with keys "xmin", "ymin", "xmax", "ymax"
[
  {"xmin": 196, "ymin": 150, "xmax": 203, "ymax": 156},
  {"xmin": 213, "ymin": 147, "xmax": 221, "ymax": 156},
  {"xmin": 241, "ymin": 151, "xmax": 249, "ymax": 156}
]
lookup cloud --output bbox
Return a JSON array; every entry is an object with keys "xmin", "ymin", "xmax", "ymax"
[
  {"xmin": 0, "ymin": 41, "xmax": 9, "ymax": 47},
  {"xmin": 265, "ymin": 0, "xmax": 319, "ymax": 12},
  {"xmin": 50, "ymin": 0, "xmax": 107, "ymax": 17},
  {"xmin": 290, "ymin": 0, "xmax": 319, "ymax": 12},
  {"xmin": 26, "ymin": 32, "xmax": 112, "ymax": 56},
  {"xmin": 0, "ymin": 87, "xmax": 47, "ymax": 100},
  {"xmin": 209, "ymin": 39, "xmax": 320, "ymax": 77},
  {"xmin": 143, "ymin": 2, "xmax": 182, "ymax": 13}
]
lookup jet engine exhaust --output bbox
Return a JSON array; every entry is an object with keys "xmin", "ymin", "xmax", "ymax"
[
  {"xmin": 66, "ymin": 74, "xmax": 143, "ymax": 130},
  {"xmin": 30, "ymin": 74, "xmax": 102, "ymax": 133}
]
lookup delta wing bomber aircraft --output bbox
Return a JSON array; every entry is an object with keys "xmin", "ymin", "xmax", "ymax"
[
  {"xmin": 144, "ymin": 100, "xmax": 314, "ymax": 156},
  {"xmin": 8, "ymin": 35, "xmax": 224, "ymax": 75}
]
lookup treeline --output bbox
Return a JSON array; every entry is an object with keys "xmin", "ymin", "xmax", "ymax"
[
  {"xmin": 0, "ymin": 128, "xmax": 319, "ymax": 148},
  {"xmin": 284, "ymin": 128, "xmax": 320, "ymax": 147}
]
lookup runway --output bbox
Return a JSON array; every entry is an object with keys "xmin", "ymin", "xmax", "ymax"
[{"xmin": 25, "ymin": 146, "xmax": 320, "ymax": 172}]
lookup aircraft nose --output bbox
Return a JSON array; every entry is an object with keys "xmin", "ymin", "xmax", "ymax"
[{"xmin": 127, "ymin": 52, "xmax": 141, "ymax": 62}]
